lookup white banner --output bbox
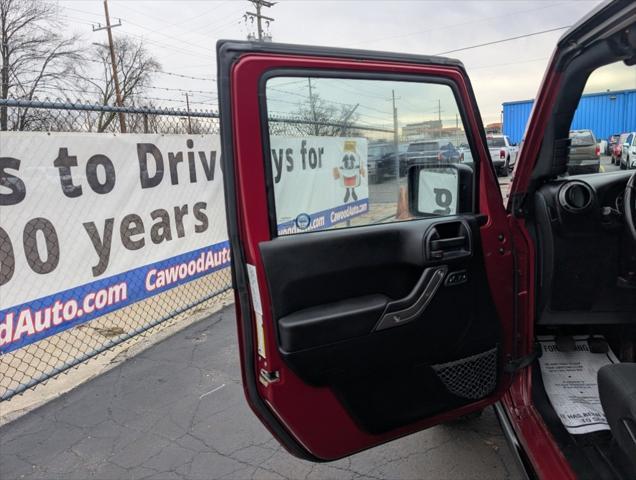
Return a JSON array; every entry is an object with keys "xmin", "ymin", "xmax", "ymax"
[
  {"xmin": 0, "ymin": 132, "xmax": 229, "ymax": 353},
  {"xmin": 270, "ymin": 136, "xmax": 369, "ymax": 234}
]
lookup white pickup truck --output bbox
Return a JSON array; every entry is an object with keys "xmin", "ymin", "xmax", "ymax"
[{"xmin": 487, "ymin": 134, "xmax": 518, "ymax": 177}]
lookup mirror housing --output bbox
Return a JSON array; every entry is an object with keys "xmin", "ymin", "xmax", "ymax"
[{"xmin": 408, "ymin": 163, "xmax": 474, "ymax": 217}]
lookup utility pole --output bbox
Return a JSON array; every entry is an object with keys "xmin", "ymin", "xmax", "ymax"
[
  {"xmin": 185, "ymin": 92, "xmax": 193, "ymax": 134},
  {"xmin": 308, "ymin": 78, "xmax": 319, "ymax": 135},
  {"xmin": 455, "ymin": 113, "xmax": 460, "ymax": 146},
  {"xmin": 335, "ymin": 104, "xmax": 359, "ymax": 136},
  {"xmin": 437, "ymin": 99, "xmax": 442, "ymax": 123},
  {"xmin": 245, "ymin": 1, "xmax": 275, "ymax": 41},
  {"xmin": 93, "ymin": 0, "xmax": 126, "ymax": 133},
  {"xmin": 434, "ymin": 99, "xmax": 444, "ymax": 138},
  {"xmin": 391, "ymin": 90, "xmax": 400, "ymax": 180}
]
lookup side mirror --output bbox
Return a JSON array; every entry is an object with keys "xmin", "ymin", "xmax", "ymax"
[{"xmin": 408, "ymin": 163, "xmax": 474, "ymax": 216}]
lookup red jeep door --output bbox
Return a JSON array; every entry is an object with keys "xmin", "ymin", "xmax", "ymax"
[{"xmin": 217, "ymin": 41, "xmax": 518, "ymax": 461}]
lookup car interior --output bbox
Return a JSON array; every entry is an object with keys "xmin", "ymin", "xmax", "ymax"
[{"xmin": 524, "ymin": 21, "xmax": 636, "ymax": 480}]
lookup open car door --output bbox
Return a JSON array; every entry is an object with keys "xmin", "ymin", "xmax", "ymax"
[{"xmin": 217, "ymin": 41, "xmax": 521, "ymax": 461}]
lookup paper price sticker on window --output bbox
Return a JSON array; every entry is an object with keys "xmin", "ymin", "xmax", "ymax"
[{"xmin": 417, "ymin": 168, "xmax": 459, "ymax": 216}]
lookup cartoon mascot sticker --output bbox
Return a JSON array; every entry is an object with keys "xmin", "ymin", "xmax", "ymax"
[{"xmin": 332, "ymin": 140, "xmax": 366, "ymax": 203}]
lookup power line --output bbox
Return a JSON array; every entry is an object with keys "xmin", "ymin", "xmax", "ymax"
[
  {"xmin": 268, "ymin": 85, "xmax": 393, "ymax": 119},
  {"xmin": 62, "ymin": 13, "xmax": 215, "ymax": 61},
  {"xmin": 155, "ymin": 71, "xmax": 215, "ymax": 82},
  {"xmin": 170, "ymin": 12, "xmax": 243, "ymax": 39},
  {"xmin": 111, "ymin": 2, "xmax": 243, "ymax": 41},
  {"xmin": 266, "ymin": 92, "xmax": 390, "ymax": 123},
  {"xmin": 63, "ymin": 5, "xmax": 217, "ymax": 56},
  {"xmin": 269, "ymin": 79, "xmax": 306, "ymax": 88},
  {"xmin": 436, "ymin": 26, "xmax": 571, "ymax": 56},
  {"xmin": 20, "ymin": 68, "xmax": 218, "ymax": 98},
  {"xmin": 60, "ymin": 7, "xmax": 232, "ymax": 67},
  {"xmin": 34, "ymin": 85, "xmax": 218, "ymax": 109},
  {"xmin": 363, "ymin": 2, "xmax": 567, "ymax": 45},
  {"xmin": 114, "ymin": 2, "xmax": 233, "ymax": 32},
  {"xmin": 60, "ymin": 9, "xmax": 238, "ymax": 63},
  {"xmin": 469, "ymin": 57, "xmax": 549, "ymax": 71},
  {"xmin": 78, "ymin": 59, "xmax": 216, "ymax": 83}
]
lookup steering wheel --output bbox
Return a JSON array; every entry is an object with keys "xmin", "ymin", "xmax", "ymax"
[{"xmin": 625, "ymin": 171, "xmax": 636, "ymax": 243}]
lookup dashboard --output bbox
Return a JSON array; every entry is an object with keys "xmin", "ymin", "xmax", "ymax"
[{"xmin": 532, "ymin": 170, "xmax": 636, "ymax": 325}]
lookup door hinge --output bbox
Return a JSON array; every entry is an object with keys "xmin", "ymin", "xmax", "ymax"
[
  {"xmin": 504, "ymin": 343, "xmax": 542, "ymax": 373},
  {"xmin": 259, "ymin": 369, "xmax": 280, "ymax": 386},
  {"xmin": 510, "ymin": 192, "xmax": 528, "ymax": 218}
]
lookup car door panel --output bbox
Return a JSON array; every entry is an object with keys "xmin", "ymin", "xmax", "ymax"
[
  {"xmin": 261, "ymin": 215, "xmax": 502, "ymax": 434},
  {"xmin": 218, "ymin": 41, "xmax": 516, "ymax": 460}
]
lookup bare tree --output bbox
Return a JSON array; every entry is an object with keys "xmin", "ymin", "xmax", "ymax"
[
  {"xmin": 276, "ymin": 92, "xmax": 360, "ymax": 137},
  {"xmin": 83, "ymin": 36, "xmax": 161, "ymax": 132},
  {"xmin": 0, "ymin": 0, "xmax": 82, "ymax": 130}
]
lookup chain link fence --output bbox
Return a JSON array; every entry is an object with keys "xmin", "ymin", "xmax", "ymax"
[
  {"xmin": 0, "ymin": 97, "xmax": 220, "ymax": 134},
  {"xmin": 0, "ymin": 97, "xmax": 399, "ymax": 402},
  {"xmin": 0, "ymin": 98, "xmax": 229, "ymax": 402}
]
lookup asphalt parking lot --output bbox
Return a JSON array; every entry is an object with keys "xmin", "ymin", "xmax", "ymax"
[{"xmin": 0, "ymin": 306, "xmax": 522, "ymax": 480}]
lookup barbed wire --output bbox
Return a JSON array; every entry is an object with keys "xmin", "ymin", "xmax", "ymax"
[
  {"xmin": 79, "ymin": 59, "xmax": 217, "ymax": 83},
  {"xmin": 0, "ymin": 97, "xmax": 219, "ymax": 135}
]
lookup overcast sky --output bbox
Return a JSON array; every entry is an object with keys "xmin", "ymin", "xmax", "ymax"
[{"xmin": 57, "ymin": 0, "xmax": 635, "ymax": 124}]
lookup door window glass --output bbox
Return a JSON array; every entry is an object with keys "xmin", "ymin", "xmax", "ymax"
[{"xmin": 264, "ymin": 76, "xmax": 473, "ymax": 235}]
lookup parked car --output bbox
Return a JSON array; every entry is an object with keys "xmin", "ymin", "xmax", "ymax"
[
  {"xmin": 620, "ymin": 132, "xmax": 636, "ymax": 169},
  {"xmin": 367, "ymin": 143, "xmax": 391, "ymax": 184},
  {"xmin": 608, "ymin": 133, "xmax": 621, "ymax": 159},
  {"xmin": 567, "ymin": 129, "xmax": 600, "ymax": 175},
  {"xmin": 612, "ymin": 132, "xmax": 629, "ymax": 165},
  {"xmin": 367, "ymin": 142, "xmax": 408, "ymax": 183},
  {"xmin": 486, "ymin": 134, "xmax": 517, "ymax": 177},
  {"xmin": 217, "ymin": 3, "xmax": 636, "ymax": 479},
  {"xmin": 457, "ymin": 143, "xmax": 473, "ymax": 163},
  {"xmin": 406, "ymin": 139, "xmax": 461, "ymax": 164}
]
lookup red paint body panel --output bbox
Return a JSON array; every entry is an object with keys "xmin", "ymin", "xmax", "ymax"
[
  {"xmin": 504, "ymin": 53, "xmax": 576, "ymax": 478},
  {"xmin": 229, "ymin": 53, "xmax": 517, "ymax": 460},
  {"xmin": 503, "ymin": 377, "xmax": 576, "ymax": 480}
]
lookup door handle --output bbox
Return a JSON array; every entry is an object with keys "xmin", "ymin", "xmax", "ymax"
[
  {"xmin": 429, "ymin": 236, "xmax": 468, "ymax": 252},
  {"xmin": 429, "ymin": 235, "xmax": 468, "ymax": 260},
  {"xmin": 374, "ymin": 266, "xmax": 447, "ymax": 331},
  {"xmin": 425, "ymin": 220, "xmax": 472, "ymax": 261}
]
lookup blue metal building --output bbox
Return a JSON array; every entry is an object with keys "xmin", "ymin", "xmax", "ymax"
[{"xmin": 503, "ymin": 89, "xmax": 636, "ymax": 144}]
